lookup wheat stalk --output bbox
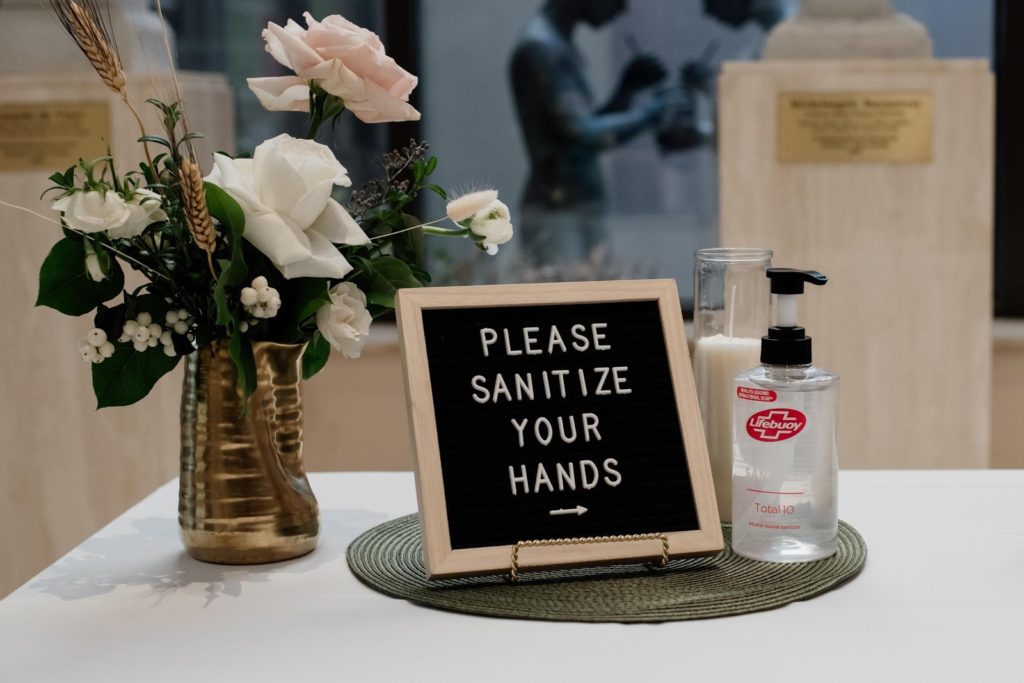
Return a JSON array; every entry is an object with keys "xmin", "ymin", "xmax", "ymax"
[
  {"xmin": 179, "ymin": 160, "xmax": 217, "ymax": 275},
  {"xmin": 50, "ymin": 1, "xmax": 154, "ymax": 173}
]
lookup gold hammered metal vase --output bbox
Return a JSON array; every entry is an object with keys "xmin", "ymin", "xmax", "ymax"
[{"xmin": 179, "ymin": 341, "xmax": 319, "ymax": 564}]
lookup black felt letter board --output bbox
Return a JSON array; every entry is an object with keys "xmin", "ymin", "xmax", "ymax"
[{"xmin": 421, "ymin": 301, "xmax": 700, "ymax": 549}]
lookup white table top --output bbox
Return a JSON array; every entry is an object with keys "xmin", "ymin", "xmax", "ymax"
[{"xmin": 1, "ymin": 470, "xmax": 1020, "ymax": 682}]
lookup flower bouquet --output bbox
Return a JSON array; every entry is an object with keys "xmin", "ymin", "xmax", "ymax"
[{"xmin": 37, "ymin": 2, "xmax": 513, "ymax": 563}]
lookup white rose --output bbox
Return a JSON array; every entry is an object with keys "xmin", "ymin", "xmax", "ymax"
[
  {"xmin": 52, "ymin": 188, "xmax": 167, "ymax": 239},
  {"xmin": 468, "ymin": 199, "xmax": 514, "ymax": 254},
  {"xmin": 52, "ymin": 190, "xmax": 129, "ymax": 233},
  {"xmin": 205, "ymin": 134, "xmax": 370, "ymax": 279},
  {"xmin": 316, "ymin": 281, "xmax": 372, "ymax": 359},
  {"xmin": 111, "ymin": 189, "xmax": 168, "ymax": 239}
]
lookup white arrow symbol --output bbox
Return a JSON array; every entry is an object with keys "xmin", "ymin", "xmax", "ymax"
[{"xmin": 549, "ymin": 505, "xmax": 588, "ymax": 517}]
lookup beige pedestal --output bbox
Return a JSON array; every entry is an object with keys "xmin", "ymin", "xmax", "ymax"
[
  {"xmin": 718, "ymin": 59, "xmax": 993, "ymax": 470},
  {"xmin": 0, "ymin": 72, "xmax": 233, "ymax": 597}
]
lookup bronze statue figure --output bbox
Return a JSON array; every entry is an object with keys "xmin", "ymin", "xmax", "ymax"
[{"xmin": 509, "ymin": 0, "xmax": 668, "ymax": 265}]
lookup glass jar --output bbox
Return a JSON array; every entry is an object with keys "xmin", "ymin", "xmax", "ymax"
[{"xmin": 692, "ymin": 248, "xmax": 772, "ymax": 523}]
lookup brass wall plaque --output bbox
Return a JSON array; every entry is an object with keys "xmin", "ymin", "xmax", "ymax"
[
  {"xmin": 777, "ymin": 91, "xmax": 933, "ymax": 163},
  {"xmin": 0, "ymin": 101, "xmax": 110, "ymax": 173}
]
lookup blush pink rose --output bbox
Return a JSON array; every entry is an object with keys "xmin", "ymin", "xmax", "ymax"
[{"xmin": 248, "ymin": 12, "xmax": 420, "ymax": 124}]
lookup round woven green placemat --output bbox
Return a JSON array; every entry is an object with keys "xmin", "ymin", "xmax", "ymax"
[{"xmin": 347, "ymin": 515, "xmax": 866, "ymax": 623}]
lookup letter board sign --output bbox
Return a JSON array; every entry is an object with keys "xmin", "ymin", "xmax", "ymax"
[{"xmin": 397, "ymin": 280, "xmax": 722, "ymax": 578}]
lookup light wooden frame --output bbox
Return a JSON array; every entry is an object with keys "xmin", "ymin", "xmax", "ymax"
[{"xmin": 396, "ymin": 280, "xmax": 723, "ymax": 579}]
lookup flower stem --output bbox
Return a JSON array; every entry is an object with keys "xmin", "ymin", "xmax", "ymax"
[
  {"xmin": 76, "ymin": 231, "xmax": 174, "ymax": 283},
  {"xmin": 306, "ymin": 110, "xmax": 324, "ymax": 140},
  {"xmin": 371, "ymin": 217, "xmax": 468, "ymax": 241}
]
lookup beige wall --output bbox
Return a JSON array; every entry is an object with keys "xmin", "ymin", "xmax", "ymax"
[{"xmin": 0, "ymin": 72, "xmax": 233, "ymax": 599}]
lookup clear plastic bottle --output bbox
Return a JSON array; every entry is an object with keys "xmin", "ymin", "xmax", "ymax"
[{"xmin": 731, "ymin": 269, "xmax": 839, "ymax": 563}]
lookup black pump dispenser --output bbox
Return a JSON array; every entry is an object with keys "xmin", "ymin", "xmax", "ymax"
[{"xmin": 760, "ymin": 268, "xmax": 828, "ymax": 366}]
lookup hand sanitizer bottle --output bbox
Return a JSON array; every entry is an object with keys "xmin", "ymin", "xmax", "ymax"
[{"xmin": 731, "ymin": 268, "xmax": 838, "ymax": 562}]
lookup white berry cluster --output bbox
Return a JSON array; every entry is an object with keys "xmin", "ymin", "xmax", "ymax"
[
  {"xmin": 239, "ymin": 276, "xmax": 281, "ymax": 326},
  {"xmin": 78, "ymin": 328, "xmax": 115, "ymax": 364},
  {"xmin": 117, "ymin": 310, "xmax": 190, "ymax": 358}
]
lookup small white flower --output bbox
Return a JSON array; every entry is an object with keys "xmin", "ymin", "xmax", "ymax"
[
  {"xmin": 79, "ymin": 341, "xmax": 100, "ymax": 363},
  {"xmin": 53, "ymin": 190, "xmax": 129, "ymax": 234},
  {"xmin": 241, "ymin": 277, "xmax": 281, "ymax": 322},
  {"xmin": 52, "ymin": 188, "xmax": 167, "ymax": 238},
  {"xmin": 240, "ymin": 287, "xmax": 258, "ymax": 306},
  {"xmin": 316, "ymin": 281, "xmax": 371, "ymax": 359},
  {"xmin": 165, "ymin": 310, "xmax": 180, "ymax": 325},
  {"xmin": 83, "ymin": 240, "xmax": 105, "ymax": 282},
  {"xmin": 137, "ymin": 312, "xmax": 152, "ymax": 326},
  {"xmin": 79, "ymin": 330, "xmax": 114, "ymax": 363},
  {"xmin": 446, "ymin": 190, "xmax": 498, "ymax": 223},
  {"xmin": 467, "ymin": 199, "xmax": 514, "ymax": 255}
]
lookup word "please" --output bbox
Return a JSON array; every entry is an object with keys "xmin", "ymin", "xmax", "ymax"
[{"xmin": 480, "ymin": 323, "xmax": 611, "ymax": 357}]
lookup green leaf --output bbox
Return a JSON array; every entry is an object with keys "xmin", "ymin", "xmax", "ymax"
[
  {"xmin": 412, "ymin": 159, "xmax": 426, "ymax": 185},
  {"xmin": 392, "ymin": 213, "xmax": 426, "ymax": 267},
  {"xmin": 228, "ymin": 331, "xmax": 257, "ymax": 399},
  {"xmin": 136, "ymin": 135, "xmax": 172, "ymax": 149},
  {"xmin": 204, "ymin": 182, "xmax": 245, "ymax": 267},
  {"xmin": 212, "ymin": 259, "xmax": 234, "ymax": 326},
  {"xmin": 36, "ymin": 237, "xmax": 124, "ymax": 316},
  {"xmin": 92, "ymin": 343, "xmax": 180, "ymax": 408},
  {"xmin": 301, "ymin": 333, "xmax": 331, "ymax": 380},
  {"xmin": 354, "ymin": 255, "xmax": 422, "ymax": 309},
  {"xmin": 47, "ymin": 169, "xmax": 72, "ymax": 189},
  {"xmin": 421, "ymin": 183, "xmax": 448, "ymax": 200},
  {"xmin": 425, "ymin": 156, "xmax": 438, "ymax": 175},
  {"xmin": 206, "ymin": 183, "xmax": 248, "ymax": 326}
]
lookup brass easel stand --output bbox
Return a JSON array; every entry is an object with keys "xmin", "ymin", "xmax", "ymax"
[{"xmin": 509, "ymin": 533, "xmax": 669, "ymax": 582}]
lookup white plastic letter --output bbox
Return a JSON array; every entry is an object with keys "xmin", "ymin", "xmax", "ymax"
[
  {"xmin": 534, "ymin": 417, "xmax": 553, "ymax": 446},
  {"xmin": 511, "ymin": 417, "xmax": 529, "ymax": 448},
  {"xmin": 534, "ymin": 463, "xmax": 554, "ymax": 493},
  {"xmin": 548, "ymin": 326, "xmax": 567, "ymax": 353},
  {"xmin": 580, "ymin": 460, "xmax": 599, "ymax": 489},
  {"xmin": 612, "ymin": 366, "xmax": 632, "ymax": 394},
  {"xmin": 480, "ymin": 328, "xmax": 497, "ymax": 357},
  {"xmin": 509, "ymin": 464, "xmax": 529, "ymax": 495},
  {"xmin": 603, "ymin": 458, "xmax": 622, "ymax": 487},
  {"xmin": 570, "ymin": 324, "xmax": 590, "ymax": 352},
  {"xmin": 470, "ymin": 375, "xmax": 490, "ymax": 404},
  {"xmin": 555, "ymin": 461, "xmax": 577, "ymax": 491},
  {"xmin": 523, "ymin": 327, "xmax": 541, "ymax": 355}
]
